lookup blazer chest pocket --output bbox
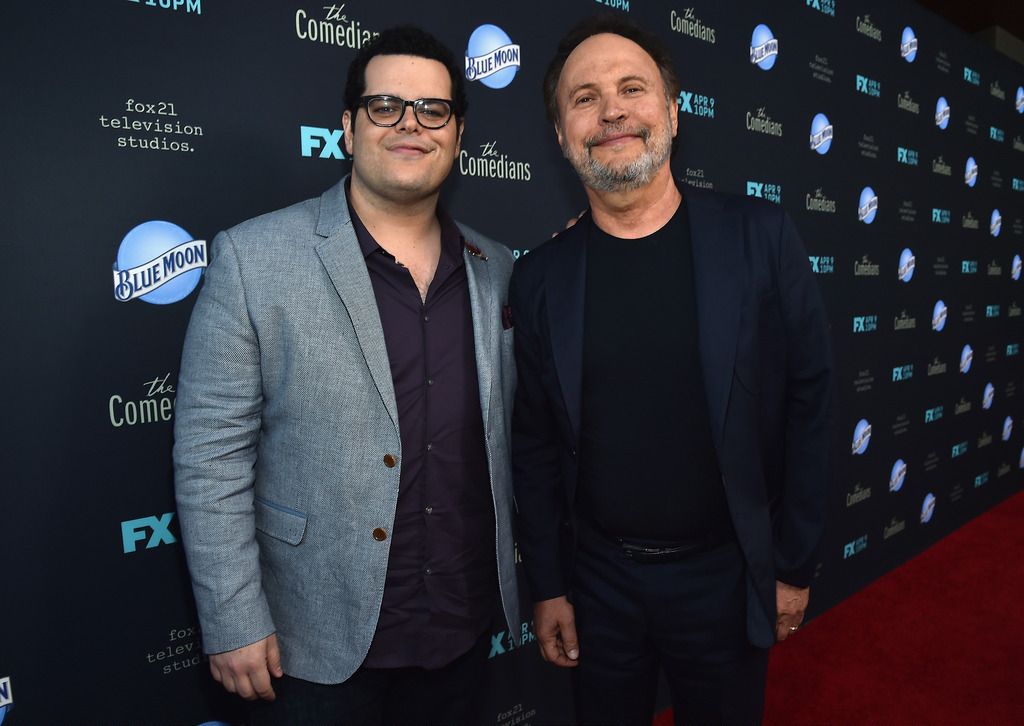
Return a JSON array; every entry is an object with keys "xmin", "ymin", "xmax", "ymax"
[{"xmin": 254, "ymin": 496, "xmax": 308, "ymax": 545}]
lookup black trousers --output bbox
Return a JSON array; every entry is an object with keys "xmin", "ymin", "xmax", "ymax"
[
  {"xmin": 571, "ymin": 524, "xmax": 770, "ymax": 726},
  {"xmin": 248, "ymin": 630, "xmax": 489, "ymax": 726}
]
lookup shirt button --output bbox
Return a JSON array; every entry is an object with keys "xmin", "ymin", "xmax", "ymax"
[
  {"xmin": 423, "ymin": 315, "xmax": 430, "ymax": 322},
  {"xmin": 425, "ymin": 506, "xmax": 433, "ymax": 514},
  {"xmin": 427, "ymin": 378, "xmax": 434, "ymax": 386},
  {"xmin": 426, "ymin": 442, "xmax": 432, "ymax": 452},
  {"xmin": 383, "ymin": 454, "xmax": 397, "ymax": 468},
  {"xmin": 372, "ymin": 528, "xmax": 387, "ymax": 541},
  {"xmin": 425, "ymin": 568, "xmax": 433, "ymax": 575}
]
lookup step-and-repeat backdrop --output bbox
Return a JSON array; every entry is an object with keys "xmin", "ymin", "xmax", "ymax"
[{"xmin": 3, "ymin": 1, "xmax": 1022, "ymax": 723}]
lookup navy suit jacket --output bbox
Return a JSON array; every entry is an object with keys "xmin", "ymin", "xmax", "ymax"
[{"xmin": 509, "ymin": 187, "xmax": 834, "ymax": 648}]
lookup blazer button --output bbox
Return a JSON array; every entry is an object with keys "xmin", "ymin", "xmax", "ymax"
[
  {"xmin": 372, "ymin": 527, "xmax": 387, "ymax": 541},
  {"xmin": 383, "ymin": 454, "xmax": 397, "ymax": 468}
]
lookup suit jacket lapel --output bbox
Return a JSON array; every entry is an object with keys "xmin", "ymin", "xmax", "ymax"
[
  {"xmin": 545, "ymin": 221, "xmax": 588, "ymax": 442},
  {"xmin": 461, "ymin": 235, "xmax": 495, "ymax": 428},
  {"xmin": 313, "ymin": 179, "xmax": 399, "ymax": 431},
  {"xmin": 686, "ymin": 191, "xmax": 743, "ymax": 448}
]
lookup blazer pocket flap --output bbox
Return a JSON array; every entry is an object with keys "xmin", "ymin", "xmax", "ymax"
[{"xmin": 254, "ymin": 496, "xmax": 307, "ymax": 545}]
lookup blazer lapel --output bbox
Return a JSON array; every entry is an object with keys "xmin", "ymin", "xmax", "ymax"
[
  {"xmin": 313, "ymin": 180, "xmax": 399, "ymax": 431},
  {"xmin": 545, "ymin": 221, "xmax": 588, "ymax": 442},
  {"xmin": 686, "ymin": 192, "xmax": 743, "ymax": 449},
  {"xmin": 461, "ymin": 237, "xmax": 495, "ymax": 428}
]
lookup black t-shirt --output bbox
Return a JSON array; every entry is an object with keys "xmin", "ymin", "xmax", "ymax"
[{"xmin": 578, "ymin": 198, "xmax": 734, "ymax": 542}]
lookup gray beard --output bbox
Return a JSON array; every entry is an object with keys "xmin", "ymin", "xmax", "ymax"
[{"xmin": 562, "ymin": 120, "xmax": 672, "ymax": 193}]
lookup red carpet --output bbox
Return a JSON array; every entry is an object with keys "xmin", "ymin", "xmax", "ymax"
[{"xmin": 655, "ymin": 491, "xmax": 1024, "ymax": 725}]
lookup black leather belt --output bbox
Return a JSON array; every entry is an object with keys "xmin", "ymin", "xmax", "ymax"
[{"xmin": 613, "ymin": 533, "xmax": 732, "ymax": 563}]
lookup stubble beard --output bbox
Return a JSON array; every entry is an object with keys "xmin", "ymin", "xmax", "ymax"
[{"xmin": 561, "ymin": 110, "xmax": 673, "ymax": 193}]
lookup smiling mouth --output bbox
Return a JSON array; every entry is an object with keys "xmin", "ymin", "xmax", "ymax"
[
  {"xmin": 586, "ymin": 127, "xmax": 650, "ymax": 150},
  {"xmin": 387, "ymin": 144, "xmax": 432, "ymax": 154}
]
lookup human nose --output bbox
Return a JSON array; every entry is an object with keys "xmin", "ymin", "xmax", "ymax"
[
  {"xmin": 395, "ymin": 102, "xmax": 419, "ymax": 132},
  {"xmin": 599, "ymin": 96, "xmax": 627, "ymax": 124}
]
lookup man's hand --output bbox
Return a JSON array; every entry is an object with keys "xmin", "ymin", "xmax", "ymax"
[
  {"xmin": 209, "ymin": 633, "xmax": 284, "ymax": 701},
  {"xmin": 534, "ymin": 596, "xmax": 580, "ymax": 667},
  {"xmin": 775, "ymin": 581, "xmax": 810, "ymax": 642}
]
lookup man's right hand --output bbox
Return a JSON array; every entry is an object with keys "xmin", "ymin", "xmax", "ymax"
[
  {"xmin": 209, "ymin": 633, "xmax": 284, "ymax": 701},
  {"xmin": 534, "ymin": 596, "xmax": 580, "ymax": 667}
]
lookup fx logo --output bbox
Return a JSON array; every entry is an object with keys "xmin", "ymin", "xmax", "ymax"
[
  {"xmin": 300, "ymin": 126, "xmax": 346, "ymax": 159},
  {"xmin": 746, "ymin": 181, "xmax": 764, "ymax": 197},
  {"xmin": 678, "ymin": 91, "xmax": 693, "ymax": 113},
  {"xmin": 121, "ymin": 512, "xmax": 177, "ymax": 553}
]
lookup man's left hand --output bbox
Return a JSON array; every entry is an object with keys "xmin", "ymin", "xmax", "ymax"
[{"xmin": 775, "ymin": 581, "xmax": 810, "ymax": 642}]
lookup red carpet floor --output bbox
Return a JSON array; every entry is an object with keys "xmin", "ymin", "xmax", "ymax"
[{"xmin": 656, "ymin": 490, "xmax": 1024, "ymax": 725}]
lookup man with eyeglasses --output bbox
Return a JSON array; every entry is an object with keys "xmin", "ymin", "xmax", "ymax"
[{"xmin": 174, "ymin": 26, "xmax": 519, "ymax": 725}]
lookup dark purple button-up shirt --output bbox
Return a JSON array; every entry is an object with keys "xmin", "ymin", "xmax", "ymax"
[{"xmin": 349, "ymin": 199, "xmax": 496, "ymax": 670}]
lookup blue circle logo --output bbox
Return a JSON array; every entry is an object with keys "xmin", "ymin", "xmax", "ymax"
[
  {"xmin": 809, "ymin": 113, "xmax": 833, "ymax": 155},
  {"xmin": 932, "ymin": 300, "xmax": 948, "ymax": 331},
  {"xmin": 465, "ymin": 25, "xmax": 520, "ymax": 89},
  {"xmin": 852, "ymin": 418, "xmax": 872, "ymax": 456},
  {"xmin": 890, "ymin": 459, "xmax": 907, "ymax": 492},
  {"xmin": 858, "ymin": 186, "xmax": 878, "ymax": 224},
  {"xmin": 921, "ymin": 493, "xmax": 936, "ymax": 523},
  {"xmin": 1020, "ymin": 446, "xmax": 1024, "ymax": 469},
  {"xmin": 991, "ymin": 209, "xmax": 1002, "ymax": 237},
  {"xmin": 1003, "ymin": 416, "xmax": 1014, "ymax": 442},
  {"xmin": 965, "ymin": 156, "xmax": 978, "ymax": 187},
  {"xmin": 112, "ymin": 221, "xmax": 207, "ymax": 305},
  {"xmin": 901, "ymin": 27, "xmax": 918, "ymax": 62},
  {"xmin": 983, "ymin": 382, "xmax": 995, "ymax": 410},
  {"xmin": 1012, "ymin": 254, "xmax": 1022, "ymax": 281},
  {"xmin": 1017, "ymin": 86, "xmax": 1024, "ymax": 114},
  {"xmin": 960, "ymin": 344, "xmax": 974, "ymax": 374},
  {"xmin": 898, "ymin": 248, "xmax": 915, "ymax": 282},
  {"xmin": 935, "ymin": 96, "xmax": 950, "ymax": 129},
  {"xmin": 750, "ymin": 24, "xmax": 779, "ymax": 71}
]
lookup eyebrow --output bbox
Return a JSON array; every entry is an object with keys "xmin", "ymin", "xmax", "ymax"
[{"xmin": 565, "ymin": 74, "xmax": 650, "ymax": 98}]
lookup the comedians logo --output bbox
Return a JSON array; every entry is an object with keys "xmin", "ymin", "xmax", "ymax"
[
  {"xmin": 858, "ymin": 186, "xmax": 878, "ymax": 224},
  {"xmin": 677, "ymin": 90, "xmax": 716, "ymax": 118},
  {"xmin": 963, "ymin": 211, "xmax": 980, "ymax": 230},
  {"xmin": 806, "ymin": 188, "xmax": 837, "ymax": 213},
  {"xmin": 294, "ymin": 5, "xmax": 378, "ymax": 49},
  {"xmin": 990, "ymin": 80, "xmax": 1006, "ymax": 100},
  {"xmin": 750, "ymin": 24, "xmax": 779, "ymax": 70},
  {"xmin": 928, "ymin": 357, "xmax": 947, "ymax": 376},
  {"xmin": 885, "ymin": 518, "xmax": 907, "ymax": 539},
  {"xmin": 901, "ymin": 27, "xmax": 918, "ymax": 61},
  {"xmin": 809, "ymin": 113, "xmax": 833, "ymax": 154},
  {"xmin": 897, "ymin": 146, "xmax": 918, "ymax": 165},
  {"xmin": 854, "ymin": 255, "xmax": 880, "ymax": 276},
  {"xmin": 465, "ymin": 25, "xmax": 520, "ymax": 89},
  {"xmin": 991, "ymin": 209, "xmax": 1002, "ymax": 236},
  {"xmin": 670, "ymin": 8, "xmax": 716, "ymax": 43},
  {"xmin": 856, "ymin": 74, "xmax": 881, "ymax": 97},
  {"xmin": 965, "ymin": 156, "xmax": 979, "ymax": 187},
  {"xmin": 898, "ymin": 248, "xmax": 915, "ymax": 282},
  {"xmin": 109, "ymin": 373, "xmax": 176, "ymax": 428},
  {"xmin": 847, "ymin": 484, "xmax": 872, "ymax": 507},
  {"xmin": 112, "ymin": 221, "xmax": 206, "ymax": 304},
  {"xmin": 747, "ymin": 107, "xmax": 783, "ymax": 137},
  {"xmin": 932, "ymin": 300, "xmax": 948, "ymax": 331},
  {"xmin": 890, "ymin": 459, "xmax": 907, "ymax": 491},
  {"xmin": 935, "ymin": 96, "xmax": 951, "ymax": 129},
  {"xmin": 898, "ymin": 91, "xmax": 920, "ymax": 114},
  {"xmin": 856, "ymin": 14, "xmax": 882, "ymax": 41},
  {"xmin": 459, "ymin": 140, "xmax": 531, "ymax": 181},
  {"xmin": 852, "ymin": 418, "xmax": 872, "ymax": 455},
  {"xmin": 932, "ymin": 155, "xmax": 952, "ymax": 176}
]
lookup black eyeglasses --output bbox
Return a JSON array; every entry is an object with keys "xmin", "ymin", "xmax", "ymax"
[{"xmin": 358, "ymin": 95, "xmax": 455, "ymax": 129}]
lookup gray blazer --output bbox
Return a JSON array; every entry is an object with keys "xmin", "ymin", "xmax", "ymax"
[{"xmin": 173, "ymin": 177, "xmax": 520, "ymax": 684}]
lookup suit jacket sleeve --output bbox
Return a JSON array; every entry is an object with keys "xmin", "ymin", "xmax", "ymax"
[
  {"xmin": 173, "ymin": 229, "xmax": 275, "ymax": 654},
  {"xmin": 509, "ymin": 260, "xmax": 569, "ymax": 602},
  {"xmin": 772, "ymin": 210, "xmax": 834, "ymax": 588}
]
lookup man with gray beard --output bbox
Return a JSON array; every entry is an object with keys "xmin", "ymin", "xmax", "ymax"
[{"xmin": 509, "ymin": 15, "xmax": 833, "ymax": 725}]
